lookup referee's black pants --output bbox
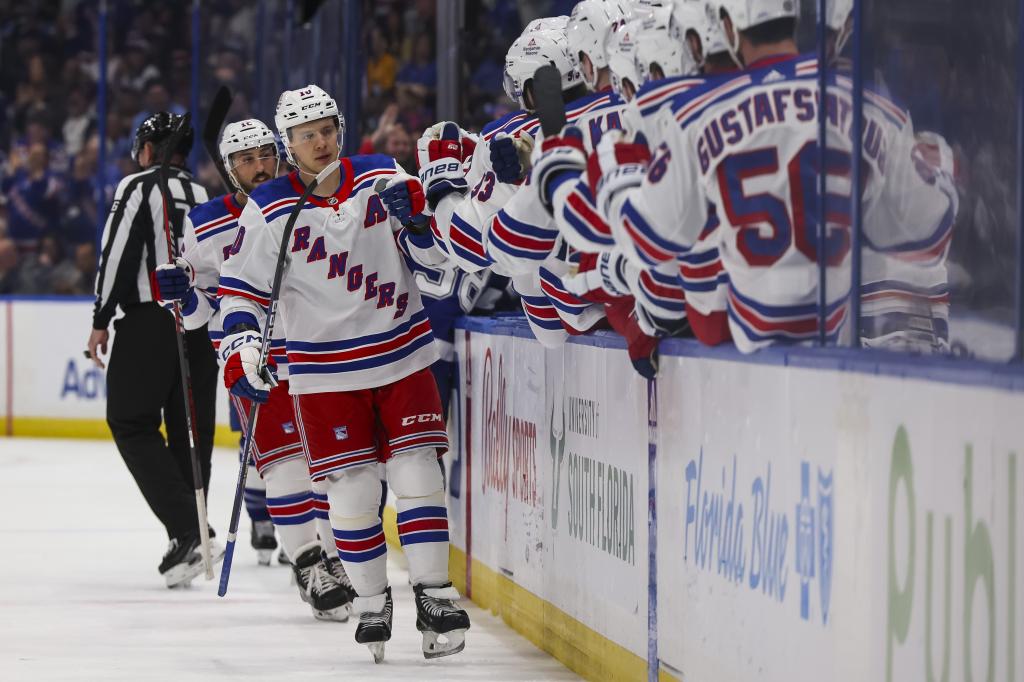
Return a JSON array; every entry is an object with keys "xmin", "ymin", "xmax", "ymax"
[{"xmin": 105, "ymin": 303, "xmax": 219, "ymax": 541}]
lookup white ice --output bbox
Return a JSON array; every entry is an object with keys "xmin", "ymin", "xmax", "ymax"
[{"xmin": 0, "ymin": 438, "xmax": 578, "ymax": 681}]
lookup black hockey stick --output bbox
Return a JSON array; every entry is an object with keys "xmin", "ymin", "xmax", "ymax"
[
  {"xmin": 155, "ymin": 112, "xmax": 215, "ymax": 580},
  {"xmin": 532, "ymin": 65, "xmax": 567, "ymax": 137},
  {"xmin": 219, "ymin": 158, "xmax": 342, "ymax": 597},
  {"xmin": 300, "ymin": 0, "xmax": 326, "ymax": 24},
  {"xmin": 202, "ymin": 86, "xmax": 234, "ymax": 192}
]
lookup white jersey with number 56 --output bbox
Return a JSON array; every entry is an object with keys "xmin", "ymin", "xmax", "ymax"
[{"xmin": 604, "ymin": 54, "xmax": 957, "ymax": 352}]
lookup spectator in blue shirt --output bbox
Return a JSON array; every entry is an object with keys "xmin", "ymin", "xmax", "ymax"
[{"xmin": 4, "ymin": 142, "xmax": 63, "ymax": 253}]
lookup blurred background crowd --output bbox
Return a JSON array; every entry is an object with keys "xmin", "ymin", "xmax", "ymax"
[{"xmin": 0, "ymin": 0, "xmax": 1019, "ymax": 355}]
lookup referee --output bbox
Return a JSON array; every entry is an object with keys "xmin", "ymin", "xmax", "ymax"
[{"xmin": 85, "ymin": 112, "xmax": 220, "ymax": 587}]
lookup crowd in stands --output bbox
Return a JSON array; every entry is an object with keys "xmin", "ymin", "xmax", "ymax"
[
  {"xmin": 0, "ymin": 0, "xmax": 545, "ymax": 295},
  {"xmin": 0, "ymin": 0, "xmax": 1017, "ymax": 336}
]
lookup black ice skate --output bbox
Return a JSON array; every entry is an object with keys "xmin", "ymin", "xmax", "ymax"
[
  {"xmin": 413, "ymin": 582, "xmax": 470, "ymax": 659},
  {"xmin": 353, "ymin": 587, "xmax": 393, "ymax": 664},
  {"xmin": 159, "ymin": 532, "xmax": 224, "ymax": 588},
  {"xmin": 292, "ymin": 546, "xmax": 350, "ymax": 621},
  {"xmin": 322, "ymin": 552, "xmax": 357, "ymax": 608},
  {"xmin": 277, "ymin": 546, "xmax": 291, "ymax": 565},
  {"xmin": 250, "ymin": 520, "xmax": 278, "ymax": 566}
]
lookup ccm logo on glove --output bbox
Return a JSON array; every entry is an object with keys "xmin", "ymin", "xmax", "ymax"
[{"xmin": 220, "ymin": 332, "xmax": 262, "ymax": 361}]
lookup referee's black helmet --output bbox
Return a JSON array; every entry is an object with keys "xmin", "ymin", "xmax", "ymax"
[{"xmin": 131, "ymin": 111, "xmax": 194, "ymax": 164}]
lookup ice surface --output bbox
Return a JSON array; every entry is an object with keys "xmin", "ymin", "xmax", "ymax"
[{"xmin": 0, "ymin": 438, "xmax": 578, "ymax": 681}]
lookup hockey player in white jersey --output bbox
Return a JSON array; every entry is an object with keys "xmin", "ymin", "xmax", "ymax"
[
  {"xmin": 217, "ymin": 84, "xmax": 469, "ymax": 662},
  {"xmin": 456, "ymin": 1, "xmax": 640, "ymax": 348},
  {"xmin": 546, "ymin": 0, "xmax": 739, "ymax": 347},
  {"xmin": 152, "ymin": 118, "xmax": 355, "ymax": 620},
  {"xmin": 583, "ymin": 0, "xmax": 957, "ymax": 352},
  {"xmin": 398, "ymin": 26, "xmax": 600, "ymax": 345},
  {"xmin": 820, "ymin": 0, "xmax": 957, "ymax": 353}
]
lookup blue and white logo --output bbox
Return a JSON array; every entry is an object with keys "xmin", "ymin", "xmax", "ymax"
[
  {"xmin": 817, "ymin": 468, "xmax": 834, "ymax": 625},
  {"xmin": 795, "ymin": 460, "xmax": 834, "ymax": 625},
  {"xmin": 333, "ymin": 426, "xmax": 348, "ymax": 440},
  {"xmin": 282, "ymin": 421, "xmax": 296, "ymax": 434}
]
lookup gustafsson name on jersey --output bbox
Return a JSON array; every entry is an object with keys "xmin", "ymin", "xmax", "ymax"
[{"xmin": 696, "ymin": 85, "xmax": 890, "ymax": 174}]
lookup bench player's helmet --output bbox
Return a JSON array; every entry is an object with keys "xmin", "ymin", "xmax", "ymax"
[
  {"xmin": 606, "ymin": 19, "xmax": 642, "ymax": 100},
  {"xmin": 219, "ymin": 119, "xmax": 279, "ymax": 194},
  {"xmin": 716, "ymin": 0, "xmax": 799, "ymax": 65},
  {"xmin": 131, "ymin": 111, "xmax": 194, "ymax": 165},
  {"xmin": 822, "ymin": 0, "xmax": 853, "ymax": 58},
  {"xmin": 690, "ymin": 0, "xmax": 731, "ymax": 65},
  {"xmin": 631, "ymin": 4, "xmax": 700, "ymax": 87},
  {"xmin": 523, "ymin": 15, "xmax": 570, "ymax": 33},
  {"xmin": 503, "ymin": 29, "xmax": 583, "ymax": 111},
  {"xmin": 274, "ymin": 84, "xmax": 345, "ymax": 167},
  {"xmin": 566, "ymin": 0, "xmax": 629, "ymax": 89}
]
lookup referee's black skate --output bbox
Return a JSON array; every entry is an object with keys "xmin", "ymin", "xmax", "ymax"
[
  {"xmin": 159, "ymin": 531, "xmax": 224, "ymax": 588},
  {"xmin": 413, "ymin": 582, "xmax": 470, "ymax": 659},
  {"xmin": 353, "ymin": 587, "xmax": 393, "ymax": 664},
  {"xmin": 292, "ymin": 546, "xmax": 350, "ymax": 621},
  {"xmin": 250, "ymin": 520, "xmax": 278, "ymax": 566}
]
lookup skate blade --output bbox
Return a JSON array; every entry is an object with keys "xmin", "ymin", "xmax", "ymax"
[
  {"xmin": 164, "ymin": 560, "xmax": 205, "ymax": 589},
  {"xmin": 421, "ymin": 629, "xmax": 466, "ymax": 659},
  {"xmin": 256, "ymin": 549, "xmax": 273, "ymax": 566},
  {"xmin": 367, "ymin": 641, "xmax": 385, "ymax": 664},
  {"xmin": 313, "ymin": 604, "xmax": 351, "ymax": 623}
]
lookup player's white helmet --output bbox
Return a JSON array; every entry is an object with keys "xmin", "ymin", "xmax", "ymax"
[
  {"xmin": 219, "ymin": 119, "xmax": 279, "ymax": 193},
  {"xmin": 632, "ymin": 4, "xmax": 699, "ymax": 86},
  {"xmin": 274, "ymin": 84, "xmax": 345, "ymax": 166},
  {"xmin": 682, "ymin": 0, "xmax": 730, "ymax": 65},
  {"xmin": 606, "ymin": 19, "xmax": 643, "ymax": 100},
  {"xmin": 524, "ymin": 15, "xmax": 570, "ymax": 33},
  {"xmin": 503, "ymin": 30, "xmax": 583, "ymax": 111},
  {"xmin": 566, "ymin": 0, "xmax": 628, "ymax": 89},
  {"xmin": 716, "ymin": 0, "xmax": 799, "ymax": 65},
  {"xmin": 822, "ymin": 0, "xmax": 853, "ymax": 56}
]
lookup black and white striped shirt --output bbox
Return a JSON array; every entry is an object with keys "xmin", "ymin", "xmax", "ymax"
[{"xmin": 92, "ymin": 166, "xmax": 209, "ymax": 329}]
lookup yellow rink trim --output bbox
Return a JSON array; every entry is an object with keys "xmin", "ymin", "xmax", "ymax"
[
  {"xmin": 447, "ymin": 544, "xmax": 680, "ymax": 682},
  {"xmin": 6, "ymin": 417, "xmax": 239, "ymax": 449}
]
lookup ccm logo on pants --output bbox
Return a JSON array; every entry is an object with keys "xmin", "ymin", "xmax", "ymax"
[{"xmin": 401, "ymin": 413, "xmax": 443, "ymax": 427}]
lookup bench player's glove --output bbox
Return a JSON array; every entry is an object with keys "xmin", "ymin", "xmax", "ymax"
[
  {"xmin": 531, "ymin": 126, "xmax": 587, "ymax": 213},
  {"xmin": 416, "ymin": 122, "xmax": 470, "ymax": 211},
  {"xmin": 490, "ymin": 130, "xmax": 534, "ymax": 184},
  {"xmin": 379, "ymin": 174, "xmax": 431, "ymax": 236},
  {"xmin": 586, "ymin": 130, "xmax": 651, "ymax": 215},
  {"xmin": 603, "ymin": 298, "xmax": 660, "ymax": 380},
  {"xmin": 562, "ymin": 251, "xmax": 634, "ymax": 304},
  {"xmin": 220, "ymin": 328, "xmax": 278, "ymax": 404}
]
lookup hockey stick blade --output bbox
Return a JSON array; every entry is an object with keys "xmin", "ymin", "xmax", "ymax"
[
  {"xmin": 203, "ymin": 86, "xmax": 234, "ymax": 192},
  {"xmin": 532, "ymin": 65, "xmax": 566, "ymax": 138},
  {"xmin": 218, "ymin": 159, "xmax": 341, "ymax": 598}
]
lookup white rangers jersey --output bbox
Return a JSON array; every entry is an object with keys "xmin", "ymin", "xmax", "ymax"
[
  {"xmin": 604, "ymin": 54, "xmax": 957, "ymax": 352},
  {"xmin": 181, "ymin": 194, "xmax": 287, "ymax": 374},
  {"xmin": 429, "ymin": 109, "xmax": 541, "ymax": 273},
  {"xmin": 218, "ymin": 155, "xmax": 444, "ymax": 394}
]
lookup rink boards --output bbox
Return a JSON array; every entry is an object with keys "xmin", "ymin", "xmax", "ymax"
[
  {"xmin": 450, "ymin": 317, "xmax": 1023, "ymax": 682},
  {"xmin": 0, "ymin": 297, "xmax": 234, "ymax": 442},
  {"xmin": 3, "ymin": 297, "xmax": 1022, "ymax": 681}
]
